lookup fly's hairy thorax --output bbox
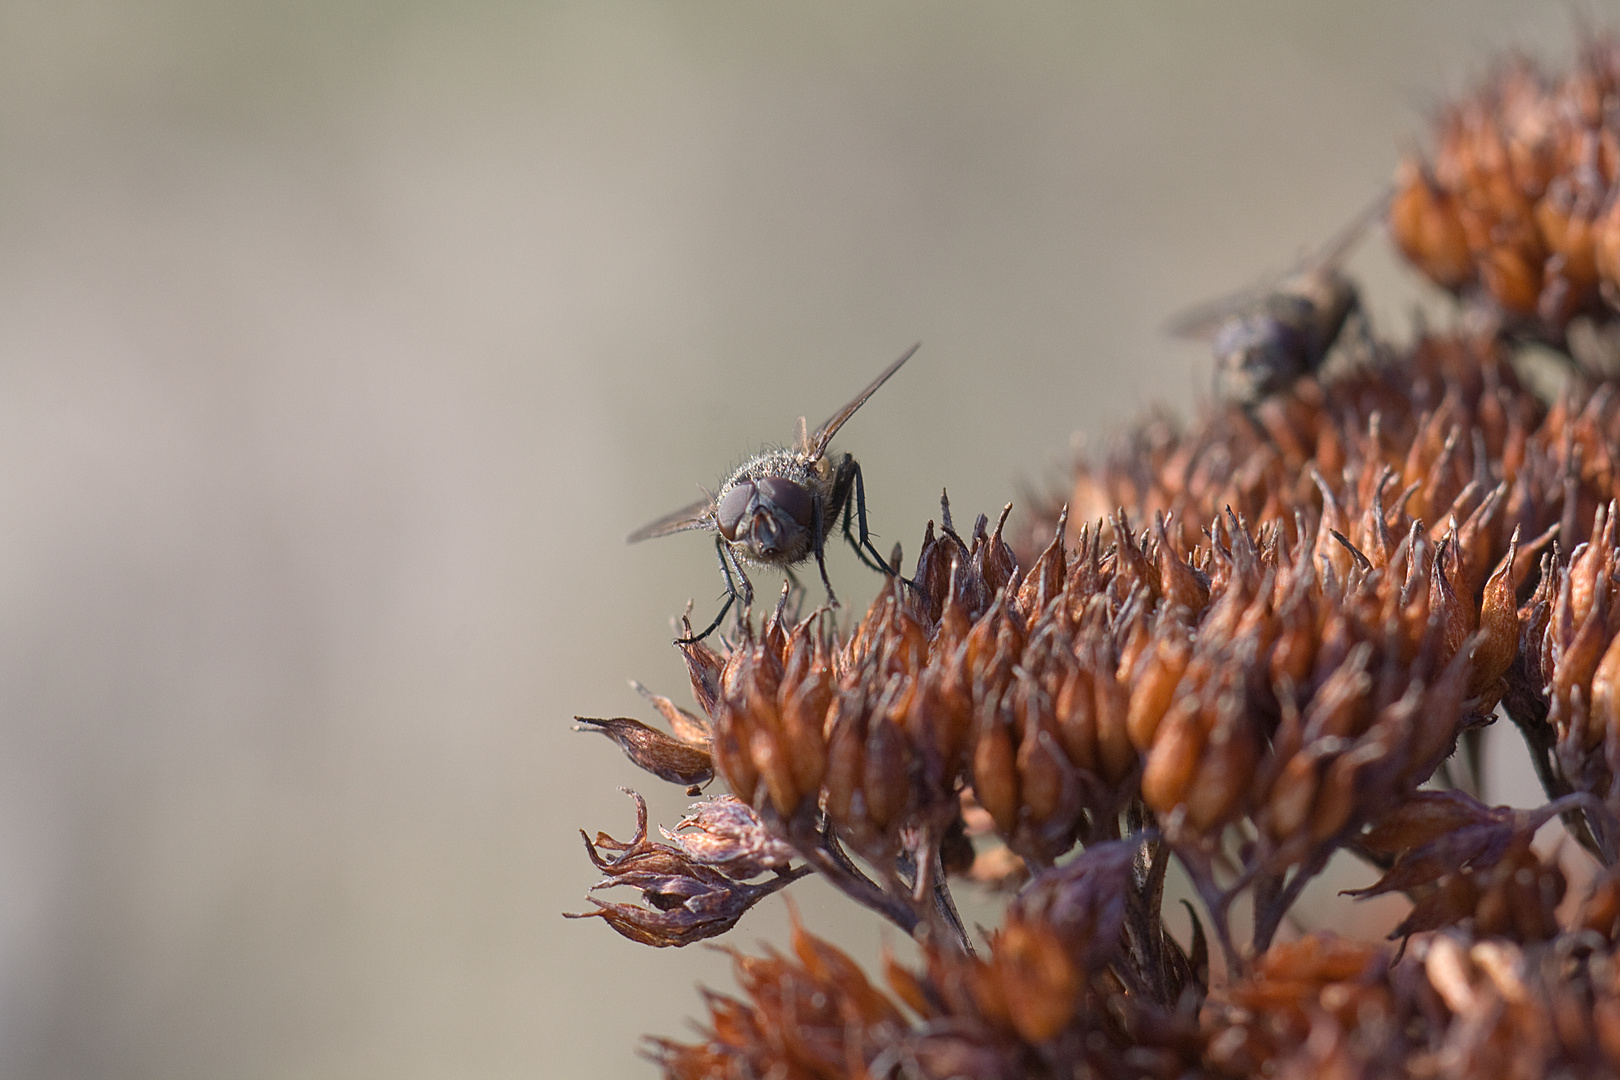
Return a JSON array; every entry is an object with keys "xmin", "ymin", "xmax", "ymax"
[{"xmin": 725, "ymin": 448, "xmax": 822, "ymax": 495}]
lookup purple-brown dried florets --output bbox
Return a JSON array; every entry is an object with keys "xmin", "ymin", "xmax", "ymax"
[
  {"xmin": 564, "ymin": 790, "xmax": 807, "ymax": 948},
  {"xmin": 660, "ymin": 794, "xmax": 797, "ymax": 880},
  {"xmin": 649, "ymin": 852, "xmax": 1205, "ymax": 1080}
]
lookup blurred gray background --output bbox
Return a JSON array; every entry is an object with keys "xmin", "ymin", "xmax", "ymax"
[{"xmin": 0, "ymin": 2, "xmax": 1586, "ymax": 1077}]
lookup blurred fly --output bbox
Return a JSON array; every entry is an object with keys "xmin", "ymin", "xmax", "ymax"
[
  {"xmin": 1167, "ymin": 191, "xmax": 1389, "ymax": 407},
  {"xmin": 628, "ymin": 343, "xmax": 919, "ymax": 643}
]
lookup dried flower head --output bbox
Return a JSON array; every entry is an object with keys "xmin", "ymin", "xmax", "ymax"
[
  {"xmin": 1390, "ymin": 38, "xmax": 1620, "ymax": 342},
  {"xmin": 568, "ymin": 30, "xmax": 1620, "ymax": 1080},
  {"xmin": 564, "ymin": 790, "xmax": 807, "ymax": 948}
]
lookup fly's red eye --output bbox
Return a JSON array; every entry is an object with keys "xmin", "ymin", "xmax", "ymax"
[
  {"xmin": 756, "ymin": 476, "xmax": 813, "ymax": 528},
  {"xmin": 715, "ymin": 483, "xmax": 754, "ymax": 541}
]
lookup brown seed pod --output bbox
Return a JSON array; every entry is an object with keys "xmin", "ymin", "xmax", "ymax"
[
  {"xmin": 1140, "ymin": 694, "xmax": 1205, "ymax": 819},
  {"xmin": 574, "ymin": 715, "xmax": 715, "ymax": 790},
  {"xmin": 992, "ymin": 917, "xmax": 1079, "ymax": 1043},
  {"xmin": 1468, "ymin": 527, "xmax": 1522, "ymax": 704},
  {"xmin": 1126, "ymin": 629, "xmax": 1191, "ymax": 752},
  {"xmin": 1391, "ymin": 157, "xmax": 1475, "ymax": 289},
  {"xmin": 972, "ymin": 696, "xmax": 1021, "ymax": 838}
]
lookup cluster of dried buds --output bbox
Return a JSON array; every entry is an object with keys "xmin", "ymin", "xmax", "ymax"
[
  {"xmin": 563, "ymin": 790, "xmax": 808, "ymax": 947},
  {"xmin": 654, "ymin": 867, "xmax": 1620, "ymax": 1080},
  {"xmin": 1045, "ymin": 334, "xmax": 1556, "ymax": 562},
  {"xmin": 1499, "ymin": 486, "xmax": 1620, "ymax": 855},
  {"xmin": 568, "ymin": 33, "xmax": 1620, "ymax": 1080},
  {"xmin": 573, "ymin": 335, "xmax": 1620, "ymax": 1072},
  {"xmin": 577, "ymin": 331, "xmax": 1557, "ymax": 950},
  {"xmin": 1204, "ymin": 909, "xmax": 1620, "ymax": 1080},
  {"xmin": 649, "ymin": 842, "xmax": 1205, "ymax": 1080},
  {"xmin": 1390, "ymin": 35, "xmax": 1620, "ymax": 339}
]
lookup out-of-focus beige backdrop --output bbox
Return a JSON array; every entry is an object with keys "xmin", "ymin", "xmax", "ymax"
[{"xmin": 0, "ymin": 2, "xmax": 1581, "ymax": 1077}]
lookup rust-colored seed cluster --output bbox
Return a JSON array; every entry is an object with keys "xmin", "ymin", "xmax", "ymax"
[
  {"xmin": 649, "ymin": 844, "xmax": 1205, "ymax": 1080},
  {"xmin": 1511, "ymin": 500, "xmax": 1620, "ymax": 860},
  {"xmin": 687, "ymin": 444, "xmax": 1524, "ymax": 951},
  {"xmin": 1206, "ymin": 927, "xmax": 1620, "ymax": 1078},
  {"xmin": 1045, "ymin": 335, "xmax": 1550, "ymax": 559},
  {"xmin": 648, "ymin": 908, "xmax": 1620, "ymax": 1079},
  {"xmin": 569, "ymin": 33, "xmax": 1620, "ymax": 1080},
  {"xmin": 1390, "ymin": 37, "xmax": 1620, "ymax": 337}
]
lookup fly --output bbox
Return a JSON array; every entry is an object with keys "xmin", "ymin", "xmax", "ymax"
[
  {"xmin": 1166, "ymin": 191, "xmax": 1389, "ymax": 407},
  {"xmin": 628, "ymin": 343, "xmax": 919, "ymax": 643}
]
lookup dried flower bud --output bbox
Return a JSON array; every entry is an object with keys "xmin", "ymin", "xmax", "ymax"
[
  {"xmin": 1390, "ymin": 156, "xmax": 1474, "ymax": 289},
  {"xmin": 1009, "ymin": 839, "xmax": 1134, "ymax": 968},
  {"xmin": 678, "ymin": 633, "xmax": 724, "ymax": 719},
  {"xmin": 567, "ymin": 791, "xmax": 805, "ymax": 948},
  {"xmin": 972, "ymin": 701, "xmax": 1020, "ymax": 838},
  {"xmin": 1467, "ymin": 528, "xmax": 1522, "ymax": 704},
  {"xmin": 661, "ymin": 796, "xmax": 796, "ymax": 879},
  {"xmin": 1141, "ymin": 694, "xmax": 1204, "ymax": 820},
  {"xmin": 1361, "ymin": 788, "xmax": 1508, "ymax": 855},
  {"xmin": 992, "ymin": 916, "xmax": 1079, "ymax": 1042},
  {"xmin": 1127, "ymin": 628, "xmax": 1191, "ymax": 751},
  {"xmin": 574, "ymin": 715, "xmax": 714, "ymax": 790}
]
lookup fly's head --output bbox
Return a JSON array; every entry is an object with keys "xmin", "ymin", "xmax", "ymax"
[{"xmin": 715, "ymin": 470, "xmax": 816, "ymax": 567}]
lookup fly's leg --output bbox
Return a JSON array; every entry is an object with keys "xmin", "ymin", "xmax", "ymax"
[
  {"xmin": 678, "ymin": 535, "xmax": 752, "ymax": 644},
  {"xmin": 810, "ymin": 491, "xmax": 840, "ymax": 609},
  {"xmin": 779, "ymin": 565, "xmax": 812, "ymax": 621},
  {"xmin": 831, "ymin": 456, "xmax": 922, "ymax": 595},
  {"xmin": 828, "ymin": 456, "xmax": 892, "ymax": 574}
]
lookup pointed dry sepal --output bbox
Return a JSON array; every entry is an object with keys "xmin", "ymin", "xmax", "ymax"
[{"xmin": 1347, "ymin": 792, "xmax": 1582, "ymax": 942}]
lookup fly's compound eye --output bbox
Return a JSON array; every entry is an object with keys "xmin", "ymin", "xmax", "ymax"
[
  {"xmin": 755, "ymin": 476, "xmax": 814, "ymax": 528},
  {"xmin": 716, "ymin": 482, "xmax": 755, "ymax": 542}
]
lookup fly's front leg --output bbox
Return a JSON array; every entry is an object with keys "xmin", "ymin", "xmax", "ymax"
[
  {"xmin": 728, "ymin": 539, "xmax": 755, "ymax": 632},
  {"xmin": 678, "ymin": 535, "xmax": 751, "ymax": 644},
  {"xmin": 810, "ymin": 491, "xmax": 839, "ymax": 609}
]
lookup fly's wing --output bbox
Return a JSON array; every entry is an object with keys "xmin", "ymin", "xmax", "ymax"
[
  {"xmin": 1163, "ymin": 187, "xmax": 1391, "ymax": 343},
  {"xmin": 625, "ymin": 494, "xmax": 716, "ymax": 544},
  {"xmin": 805, "ymin": 341, "xmax": 920, "ymax": 462},
  {"xmin": 1301, "ymin": 185, "xmax": 1392, "ymax": 278},
  {"xmin": 1164, "ymin": 280, "xmax": 1275, "ymax": 343}
]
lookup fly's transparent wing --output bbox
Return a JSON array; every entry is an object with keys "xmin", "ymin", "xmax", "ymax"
[
  {"xmin": 626, "ymin": 495, "xmax": 716, "ymax": 544},
  {"xmin": 805, "ymin": 342, "xmax": 920, "ymax": 462},
  {"xmin": 1165, "ymin": 282, "xmax": 1274, "ymax": 343},
  {"xmin": 1302, "ymin": 185, "xmax": 1392, "ymax": 276}
]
